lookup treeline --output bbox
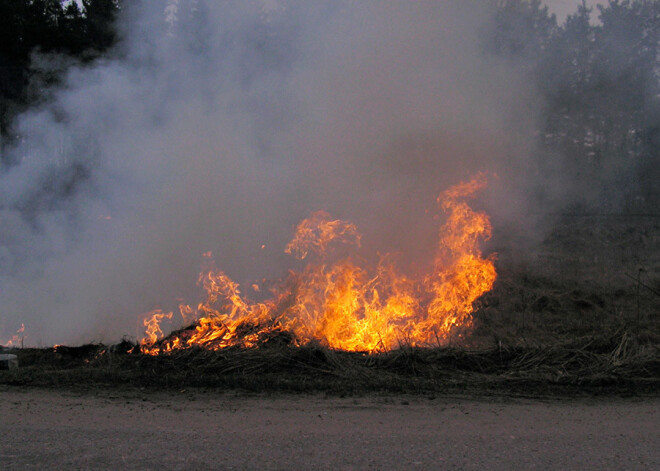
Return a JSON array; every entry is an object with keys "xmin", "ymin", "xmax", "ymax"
[
  {"xmin": 0, "ymin": 0, "xmax": 658, "ymax": 209},
  {"xmin": 490, "ymin": 0, "xmax": 660, "ymax": 209},
  {"xmin": 0, "ymin": 0, "xmax": 120, "ymax": 136}
]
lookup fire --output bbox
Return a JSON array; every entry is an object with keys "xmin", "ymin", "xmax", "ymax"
[
  {"xmin": 141, "ymin": 310, "xmax": 173, "ymax": 346},
  {"xmin": 140, "ymin": 175, "xmax": 496, "ymax": 354},
  {"xmin": 2, "ymin": 323, "xmax": 25, "ymax": 348},
  {"xmin": 284, "ymin": 210, "xmax": 361, "ymax": 260}
]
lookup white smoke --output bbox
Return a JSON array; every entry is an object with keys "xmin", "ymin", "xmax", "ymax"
[{"xmin": 0, "ymin": 1, "xmax": 535, "ymax": 345}]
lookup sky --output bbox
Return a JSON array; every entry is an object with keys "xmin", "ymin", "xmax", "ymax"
[{"xmin": 546, "ymin": 0, "xmax": 607, "ymax": 21}]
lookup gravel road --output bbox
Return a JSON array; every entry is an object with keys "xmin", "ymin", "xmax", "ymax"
[{"xmin": 1, "ymin": 388, "xmax": 658, "ymax": 470}]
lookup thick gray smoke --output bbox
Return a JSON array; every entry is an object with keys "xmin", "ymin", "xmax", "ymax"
[{"xmin": 0, "ymin": 1, "xmax": 537, "ymax": 345}]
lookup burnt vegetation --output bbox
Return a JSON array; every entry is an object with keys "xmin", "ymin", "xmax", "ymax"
[{"xmin": 1, "ymin": 316, "xmax": 658, "ymax": 396}]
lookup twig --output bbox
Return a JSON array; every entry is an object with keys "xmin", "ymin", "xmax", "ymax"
[
  {"xmin": 433, "ymin": 329, "xmax": 442, "ymax": 348},
  {"xmin": 637, "ymin": 269, "xmax": 642, "ymax": 327},
  {"xmin": 624, "ymin": 272, "xmax": 660, "ymax": 297}
]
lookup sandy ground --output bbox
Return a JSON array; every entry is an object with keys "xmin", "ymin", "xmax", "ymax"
[{"xmin": 0, "ymin": 388, "xmax": 658, "ymax": 470}]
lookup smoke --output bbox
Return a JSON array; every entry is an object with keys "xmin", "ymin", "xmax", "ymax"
[
  {"xmin": 0, "ymin": 1, "xmax": 538, "ymax": 345},
  {"xmin": 545, "ymin": 0, "xmax": 606, "ymax": 21}
]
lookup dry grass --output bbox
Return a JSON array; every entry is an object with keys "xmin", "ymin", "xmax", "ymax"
[
  {"xmin": 1, "ymin": 321, "xmax": 657, "ymax": 396},
  {"xmin": 1, "ymin": 215, "xmax": 658, "ymax": 397}
]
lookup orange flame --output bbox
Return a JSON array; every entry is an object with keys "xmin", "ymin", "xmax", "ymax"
[
  {"xmin": 2, "ymin": 323, "xmax": 25, "ymax": 348},
  {"xmin": 141, "ymin": 309, "xmax": 173, "ymax": 345},
  {"xmin": 140, "ymin": 175, "xmax": 496, "ymax": 353},
  {"xmin": 285, "ymin": 210, "xmax": 361, "ymax": 260}
]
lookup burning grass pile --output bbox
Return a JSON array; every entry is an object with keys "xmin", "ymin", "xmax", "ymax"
[
  {"xmin": 1, "ymin": 324, "xmax": 657, "ymax": 396},
  {"xmin": 137, "ymin": 175, "xmax": 498, "ymax": 354},
  {"xmin": 3, "ymin": 214, "xmax": 657, "ymax": 397}
]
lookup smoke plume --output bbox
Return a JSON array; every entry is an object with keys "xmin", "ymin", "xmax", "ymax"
[{"xmin": 1, "ymin": 1, "xmax": 539, "ymax": 345}]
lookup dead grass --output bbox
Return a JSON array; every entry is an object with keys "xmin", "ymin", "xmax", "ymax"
[
  {"xmin": 1, "ymin": 320, "xmax": 657, "ymax": 397},
  {"xmin": 1, "ymin": 215, "xmax": 658, "ymax": 397}
]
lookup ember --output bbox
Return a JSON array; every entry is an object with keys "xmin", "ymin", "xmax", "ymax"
[{"xmin": 141, "ymin": 175, "xmax": 496, "ymax": 354}]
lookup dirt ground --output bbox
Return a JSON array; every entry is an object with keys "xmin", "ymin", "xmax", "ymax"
[{"xmin": 0, "ymin": 388, "xmax": 658, "ymax": 470}]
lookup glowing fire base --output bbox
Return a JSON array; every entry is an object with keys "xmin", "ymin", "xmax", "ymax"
[{"xmin": 141, "ymin": 174, "xmax": 496, "ymax": 354}]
